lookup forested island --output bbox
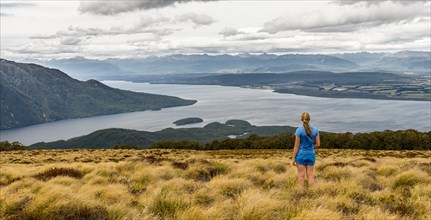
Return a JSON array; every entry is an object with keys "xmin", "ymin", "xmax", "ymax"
[{"xmin": 173, "ymin": 117, "xmax": 204, "ymax": 126}]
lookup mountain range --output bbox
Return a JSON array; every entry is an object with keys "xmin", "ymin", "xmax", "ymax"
[
  {"xmin": 24, "ymin": 51, "xmax": 431, "ymax": 80},
  {"xmin": 0, "ymin": 59, "xmax": 196, "ymax": 130}
]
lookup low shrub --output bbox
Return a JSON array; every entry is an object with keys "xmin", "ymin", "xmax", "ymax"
[{"xmin": 0, "ymin": 141, "xmax": 28, "ymax": 151}]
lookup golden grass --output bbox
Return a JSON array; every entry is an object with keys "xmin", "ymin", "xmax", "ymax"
[{"xmin": 0, "ymin": 149, "xmax": 430, "ymax": 219}]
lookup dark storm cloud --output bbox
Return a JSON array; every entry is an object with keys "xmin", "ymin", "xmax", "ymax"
[{"xmin": 79, "ymin": 0, "xmax": 217, "ymax": 15}]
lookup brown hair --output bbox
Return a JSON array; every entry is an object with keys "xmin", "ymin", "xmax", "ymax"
[{"xmin": 301, "ymin": 112, "xmax": 312, "ymax": 137}]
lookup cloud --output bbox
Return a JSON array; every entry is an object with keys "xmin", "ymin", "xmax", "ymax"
[
  {"xmin": 0, "ymin": 2, "xmax": 35, "ymax": 8},
  {"xmin": 134, "ymin": 16, "xmax": 171, "ymax": 28},
  {"xmin": 7, "ymin": 41, "xmax": 80, "ymax": 56},
  {"xmin": 29, "ymin": 13, "xmax": 215, "ymax": 45},
  {"xmin": 79, "ymin": 0, "xmax": 217, "ymax": 15},
  {"xmin": 260, "ymin": 1, "xmax": 430, "ymax": 34},
  {"xmin": 176, "ymin": 12, "xmax": 215, "ymax": 27},
  {"xmin": 1, "ymin": 2, "xmax": 35, "ymax": 16},
  {"xmin": 30, "ymin": 16, "xmax": 176, "ymax": 42},
  {"xmin": 218, "ymin": 27, "xmax": 271, "ymax": 41},
  {"xmin": 61, "ymin": 38, "xmax": 82, "ymax": 46},
  {"xmin": 31, "ymin": 26, "xmax": 103, "ymax": 40},
  {"xmin": 332, "ymin": 0, "xmax": 429, "ymax": 6},
  {"xmin": 219, "ymin": 27, "xmax": 242, "ymax": 37}
]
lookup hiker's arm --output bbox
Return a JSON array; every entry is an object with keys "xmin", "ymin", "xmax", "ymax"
[
  {"xmin": 314, "ymin": 135, "xmax": 320, "ymax": 148},
  {"xmin": 291, "ymin": 136, "xmax": 300, "ymax": 165}
]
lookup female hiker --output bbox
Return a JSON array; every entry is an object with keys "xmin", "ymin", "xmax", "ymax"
[{"xmin": 291, "ymin": 112, "xmax": 320, "ymax": 190}]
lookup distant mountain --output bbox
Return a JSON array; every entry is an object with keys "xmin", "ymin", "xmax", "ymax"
[
  {"xmin": 332, "ymin": 52, "xmax": 385, "ymax": 66},
  {"xmin": 30, "ymin": 120, "xmax": 296, "ymax": 149},
  {"xmin": 24, "ymin": 57, "xmax": 128, "ymax": 80},
  {"xmin": 106, "ymin": 53, "xmax": 359, "ymax": 75},
  {"xmin": 0, "ymin": 59, "xmax": 196, "ymax": 130},
  {"xmin": 23, "ymin": 51, "xmax": 430, "ymax": 80},
  {"xmin": 364, "ymin": 51, "xmax": 431, "ymax": 74},
  {"xmin": 334, "ymin": 51, "xmax": 431, "ymax": 75}
]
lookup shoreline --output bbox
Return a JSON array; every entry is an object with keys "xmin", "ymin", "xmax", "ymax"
[
  {"xmin": 272, "ymin": 88, "xmax": 431, "ymax": 102},
  {"xmin": 145, "ymin": 81, "xmax": 431, "ymax": 102}
]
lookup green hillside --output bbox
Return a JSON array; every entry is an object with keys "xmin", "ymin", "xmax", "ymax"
[
  {"xmin": 31, "ymin": 120, "xmax": 296, "ymax": 149},
  {"xmin": 30, "ymin": 119, "xmax": 431, "ymax": 150},
  {"xmin": 0, "ymin": 59, "xmax": 196, "ymax": 129}
]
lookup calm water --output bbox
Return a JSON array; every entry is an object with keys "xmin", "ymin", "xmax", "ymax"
[{"xmin": 1, "ymin": 81, "xmax": 430, "ymax": 145}]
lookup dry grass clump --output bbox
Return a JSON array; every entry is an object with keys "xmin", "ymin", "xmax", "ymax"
[
  {"xmin": 392, "ymin": 170, "xmax": 430, "ymax": 189},
  {"xmin": 209, "ymin": 177, "xmax": 252, "ymax": 198},
  {"xmin": 149, "ymin": 190, "xmax": 189, "ymax": 218},
  {"xmin": 232, "ymin": 189, "xmax": 287, "ymax": 220},
  {"xmin": 377, "ymin": 164, "xmax": 399, "ymax": 177},
  {"xmin": 2, "ymin": 196, "xmax": 109, "ymax": 220},
  {"xmin": 34, "ymin": 167, "xmax": 84, "ymax": 181},
  {"xmin": 293, "ymin": 207, "xmax": 343, "ymax": 220},
  {"xmin": 185, "ymin": 160, "xmax": 229, "ymax": 182},
  {"xmin": 0, "ymin": 149, "xmax": 430, "ymax": 219},
  {"xmin": 0, "ymin": 172, "xmax": 21, "ymax": 186}
]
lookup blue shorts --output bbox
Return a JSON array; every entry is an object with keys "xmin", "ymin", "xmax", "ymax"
[{"xmin": 295, "ymin": 154, "xmax": 316, "ymax": 166}]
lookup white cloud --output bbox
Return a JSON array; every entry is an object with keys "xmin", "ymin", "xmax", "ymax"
[
  {"xmin": 332, "ymin": 0, "xmax": 429, "ymax": 6},
  {"xmin": 219, "ymin": 27, "xmax": 242, "ymax": 37},
  {"xmin": 260, "ymin": 1, "xmax": 430, "ymax": 33},
  {"xmin": 29, "ymin": 16, "xmax": 176, "ymax": 43},
  {"xmin": 60, "ymin": 38, "xmax": 82, "ymax": 45},
  {"xmin": 79, "ymin": 0, "xmax": 217, "ymax": 15},
  {"xmin": 2, "ymin": 1, "xmax": 430, "ymax": 60},
  {"xmin": 176, "ymin": 12, "xmax": 215, "ymax": 27},
  {"xmin": 0, "ymin": 2, "xmax": 35, "ymax": 16}
]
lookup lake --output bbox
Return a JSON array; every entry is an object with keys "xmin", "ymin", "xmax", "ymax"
[{"xmin": 1, "ymin": 81, "xmax": 430, "ymax": 145}]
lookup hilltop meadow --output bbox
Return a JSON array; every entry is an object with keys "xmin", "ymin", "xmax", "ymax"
[{"xmin": 1, "ymin": 149, "xmax": 430, "ymax": 220}]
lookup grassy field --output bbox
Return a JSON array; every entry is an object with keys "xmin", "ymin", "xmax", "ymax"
[{"xmin": 1, "ymin": 149, "xmax": 430, "ymax": 219}]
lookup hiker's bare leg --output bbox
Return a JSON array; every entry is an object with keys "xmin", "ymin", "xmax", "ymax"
[
  {"xmin": 297, "ymin": 164, "xmax": 306, "ymax": 190},
  {"xmin": 306, "ymin": 166, "xmax": 315, "ymax": 187}
]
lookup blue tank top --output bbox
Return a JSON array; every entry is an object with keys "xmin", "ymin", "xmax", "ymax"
[{"xmin": 295, "ymin": 125, "xmax": 319, "ymax": 155}]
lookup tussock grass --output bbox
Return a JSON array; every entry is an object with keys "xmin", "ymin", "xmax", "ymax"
[
  {"xmin": 293, "ymin": 207, "xmax": 343, "ymax": 220},
  {"xmin": 377, "ymin": 164, "xmax": 399, "ymax": 177},
  {"xmin": 0, "ymin": 149, "xmax": 430, "ymax": 219},
  {"xmin": 232, "ymin": 189, "xmax": 287, "ymax": 220},
  {"xmin": 148, "ymin": 188, "xmax": 190, "ymax": 219},
  {"xmin": 210, "ymin": 177, "xmax": 252, "ymax": 198},
  {"xmin": 34, "ymin": 167, "xmax": 84, "ymax": 181},
  {"xmin": 392, "ymin": 170, "xmax": 430, "ymax": 189}
]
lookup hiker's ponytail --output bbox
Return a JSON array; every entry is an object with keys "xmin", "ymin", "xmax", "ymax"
[{"xmin": 301, "ymin": 112, "xmax": 312, "ymax": 137}]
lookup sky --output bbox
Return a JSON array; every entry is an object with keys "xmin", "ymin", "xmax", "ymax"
[{"xmin": 1, "ymin": 0, "xmax": 430, "ymax": 60}]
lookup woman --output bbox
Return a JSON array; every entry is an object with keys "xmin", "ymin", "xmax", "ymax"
[{"xmin": 291, "ymin": 112, "xmax": 320, "ymax": 190}]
